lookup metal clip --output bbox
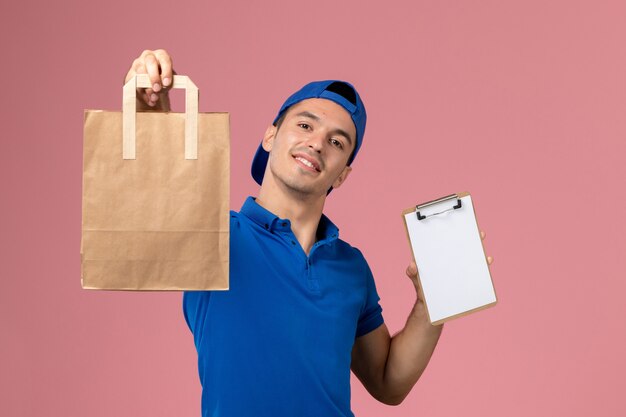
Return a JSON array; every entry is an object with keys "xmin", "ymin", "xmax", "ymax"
[{"xmin": 416, "ymin": 194, "xmax": 463, "ymax": 221}]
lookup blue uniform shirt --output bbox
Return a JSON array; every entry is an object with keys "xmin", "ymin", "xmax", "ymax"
[{"xmin": 183, "ymin": 197, "xmax": 384, "ymax": 417}]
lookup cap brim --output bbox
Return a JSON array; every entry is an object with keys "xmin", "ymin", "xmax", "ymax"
[{"xmin": 251, "ymin": 142, "xmax": 269, "ymax": 186}]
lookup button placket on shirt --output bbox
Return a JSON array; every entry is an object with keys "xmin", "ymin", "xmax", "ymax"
[
  {"xmin": 305, "ymin": 238, "xmax": 337, "ymax": 295},
  {"xmin": 276, "ymin": 219, "xmax": 322, "ymax": 294},
  {"xmin": 305, "ymin": 245, "xmax": 318, "ymax": 294}
]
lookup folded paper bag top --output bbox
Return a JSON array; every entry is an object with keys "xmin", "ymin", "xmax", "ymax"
[{"xmin": 81, "ymin": 74, "xmax": 230, "ymax": 291}]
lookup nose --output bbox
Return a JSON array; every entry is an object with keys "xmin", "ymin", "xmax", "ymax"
[{"xmin": 306, "ymin": 132, "xmax": 325, "ymax": 153}]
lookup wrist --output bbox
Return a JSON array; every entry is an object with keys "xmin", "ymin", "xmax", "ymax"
[{"xmin": 410, "ymin": 299, "xmax": 444, "ymax": 331}]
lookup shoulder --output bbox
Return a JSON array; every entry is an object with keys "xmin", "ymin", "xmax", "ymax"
[
  {"xmin": 230, "ymin": 210, "xmax": 241, "ymax": 228},
  {"xmin": 333, "ymin": 238, "xmax": 370, "ymax": 270}
]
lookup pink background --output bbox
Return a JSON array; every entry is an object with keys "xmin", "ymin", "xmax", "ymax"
[{"xmin": 2, "ymin": 1, "xmax": 625, "ymax": 416}]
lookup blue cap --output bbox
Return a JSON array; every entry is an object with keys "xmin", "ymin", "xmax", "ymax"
[{"xmin": 251, "ymin": 80, "xmax": 367, "ymax": 186}]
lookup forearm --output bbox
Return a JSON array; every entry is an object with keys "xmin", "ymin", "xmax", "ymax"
[
  {"xmin": 381, "ymin": 299, "xmax": 443, "ymax": 404},
  {"xmin": 351, "ymin": 264, "xmax": 449, "ymax": 405}
]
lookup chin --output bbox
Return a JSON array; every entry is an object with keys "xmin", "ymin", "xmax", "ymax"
[
  {"xmin": 280, "ymin": 176, "xmax": 327, "ymax": 198},
  {"xmin": 285, "ymin": 182, "xmax": 323, "ymax": 197},
  {"xmin": 269, "ymin": 163, "xmax": 330, "ymax": 198}
]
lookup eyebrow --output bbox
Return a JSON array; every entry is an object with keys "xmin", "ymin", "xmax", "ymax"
[{"xmin": 294, "ymin": 111, "xmax": 354, "ymax": 146}]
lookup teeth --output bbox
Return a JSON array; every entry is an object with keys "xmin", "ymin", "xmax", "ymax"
[{"xmin": 296, "ymin": 157, "xmax": 315, "ymax": 169}]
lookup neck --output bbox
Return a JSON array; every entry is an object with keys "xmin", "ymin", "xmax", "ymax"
[{"xmin": 256, "ymin": 178, "xmax": 326, "ymax": 256}]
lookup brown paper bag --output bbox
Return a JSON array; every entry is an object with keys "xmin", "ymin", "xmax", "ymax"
[{"xmin": 81, "ymin": 74, "xmax": 229, "ymax": 290}]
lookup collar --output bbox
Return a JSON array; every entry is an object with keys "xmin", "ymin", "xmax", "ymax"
[{"xmin": 240, "ymin": 196, "xmax": 339, "ymax": 241}]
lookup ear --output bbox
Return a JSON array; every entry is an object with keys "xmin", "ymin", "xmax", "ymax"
[
  {"xmin": 332, "ymin": 165, "xmax": 352, "ymax": 190},
  {"xmin": 262, "ymin": 125, "xmax": 277, "ymax": 152}
]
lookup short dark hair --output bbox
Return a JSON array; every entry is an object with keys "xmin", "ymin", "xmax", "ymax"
[{"xmin": 273, "ymin": 111, "xmax": 288, "ymax": 131}]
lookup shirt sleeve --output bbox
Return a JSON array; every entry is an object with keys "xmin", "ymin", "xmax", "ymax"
[
  {"xmin": 182, "ymin": 212, "xmax": 237, "ymax": 349},
  {"xmin": 355, "ymin": 258, "xmax": 384, "ymax": 338},
  {"xmin": 183, "ymin": 291, "xmax": 211, "ymax": 350}
]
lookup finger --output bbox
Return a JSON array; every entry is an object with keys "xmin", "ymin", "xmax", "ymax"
[
  {"xmin": 133, "ymin": 58, "xmax": 147, "ymax": 74},
  {"xmin": 125, "ymin": 59, "xmax": 144, "ymax": 84},
  {"xmin": 144, "ymin": 87, "xmax": 159, "ymax": 106},
  {"xmin": 480, "ymin": 230, "xmax": 486, "ymax": 240},
  {"xmin": 131, "ymin": 61, "xmax": 153, "ymax": 105},
  {"xmin": 148, "ymin": 92, "xmax": 159, "ymax": 106},
  {"xmin": 154, "ymin": 49, "xmax": 173, "ymax": 87},
  {"xmin": 143, "ymin": 51, "xmax": 163, "ymax": 92},
  {"xmin": 406, "ymin": 261, "xmax": 418, "ymax": 277},
  {"xmin": 142, "ymin": 92, "xmax": 154, "ymax": 106},
  {"xmin": 487, "ymin": 256, "xmax": 493, "ymax": 265}
]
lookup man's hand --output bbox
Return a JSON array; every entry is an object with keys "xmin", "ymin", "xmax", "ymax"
[
  {"xmin": 481, "ymin": 229, "xmax": 494, "ymax": 265},
  {"xmin": 124, "ymin": 49, "xmax": 175, "ymax": 111}
]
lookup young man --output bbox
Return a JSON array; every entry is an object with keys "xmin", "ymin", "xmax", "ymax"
[{"xmin": 125, "ymin": 49, "xmax": 491, "ymax": 417}]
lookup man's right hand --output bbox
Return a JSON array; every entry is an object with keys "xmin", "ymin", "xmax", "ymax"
[{"xmin": 124, "ymin": 49, "xmax": 174, "ymax": 111}]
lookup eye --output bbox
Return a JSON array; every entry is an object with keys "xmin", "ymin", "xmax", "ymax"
[
  {"xmin": 329, "ymin": 138, "xmax": 344, "ymax": 149},
  {"xmin": 298, "ymin": 123, "xmax": 311, "ymax": 130}
]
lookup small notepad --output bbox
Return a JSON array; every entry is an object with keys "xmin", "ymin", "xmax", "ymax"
[{"xmin": 402, "ymin": 192, "xmax": 497, "ymax": 324}]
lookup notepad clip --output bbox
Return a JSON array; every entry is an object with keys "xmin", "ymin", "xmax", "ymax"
[{"xmin": 416, "ymin": 194, "xmax": 463, "ymax": 221}]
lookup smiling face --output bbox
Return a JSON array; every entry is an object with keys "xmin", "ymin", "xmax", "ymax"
[{"xmin": 261, "ymin": 98, "xmax": 357, "ymax": 198}]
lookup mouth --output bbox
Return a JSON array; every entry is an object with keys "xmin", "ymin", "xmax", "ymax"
[{"xmin": 293, "ymin": 153, "xmax": 321, "ymax": 172}]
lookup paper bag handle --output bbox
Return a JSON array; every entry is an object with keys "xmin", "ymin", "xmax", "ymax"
[{"xmin": 122, "ymin": 74, "xmax": 199, "ymax": 160}]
